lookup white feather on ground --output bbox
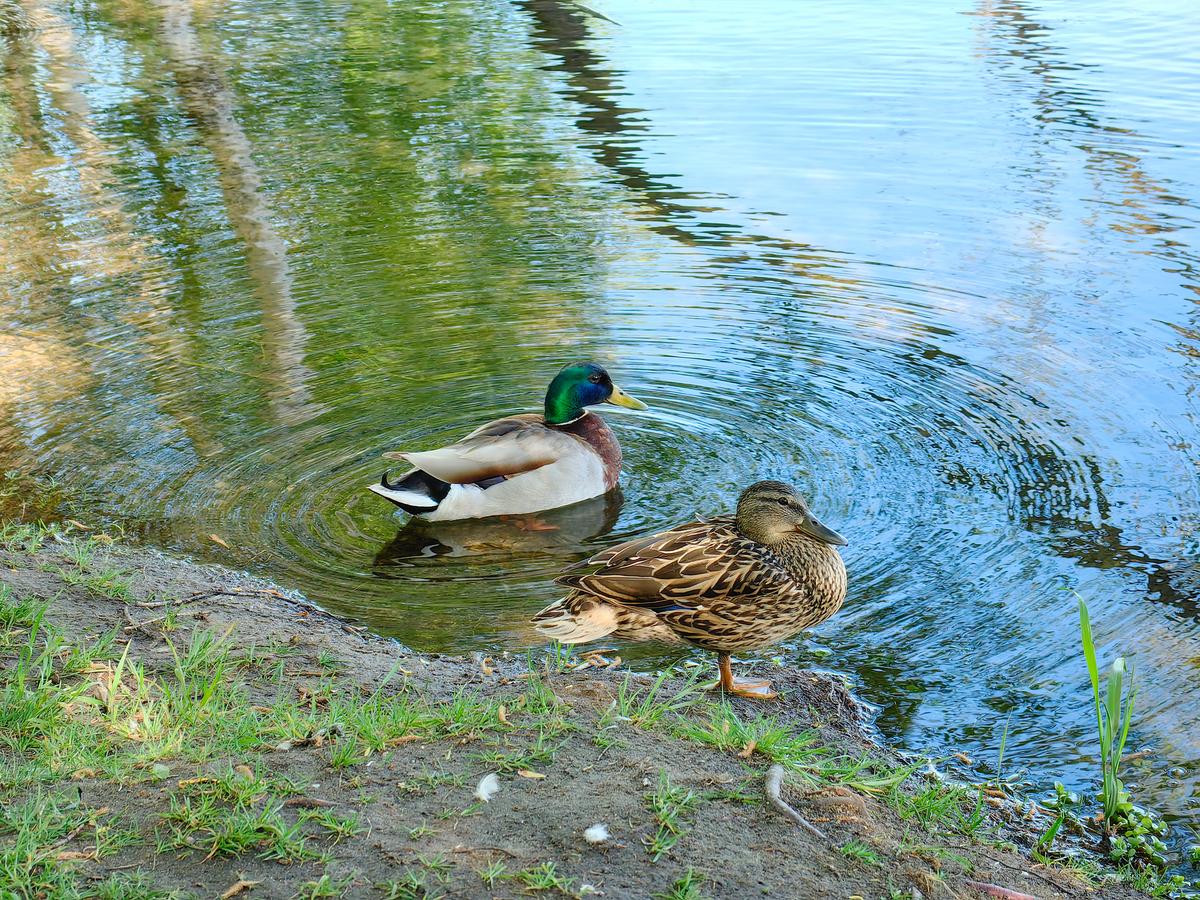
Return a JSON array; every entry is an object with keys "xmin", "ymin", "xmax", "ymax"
[
  {"xmin": 474, "ymin": 772, "xmax": 500, "ymax": 803},
  {"xmin": 582, "ymin": 823, "xmax": 610, "ymax": 844}
]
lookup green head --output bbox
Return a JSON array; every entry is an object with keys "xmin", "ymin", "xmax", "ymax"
[{"xmin": 543, "ymin": 362, "xmax": 647, "ymax": 426}]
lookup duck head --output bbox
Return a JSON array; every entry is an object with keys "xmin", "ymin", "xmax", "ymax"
[
  {"xmin": 544, "ymin": 362, "xmax": 647, "ymax": 425},
  {"xmin": 735, "ymin": 480, "xmax": 847, "ymax": 547}
]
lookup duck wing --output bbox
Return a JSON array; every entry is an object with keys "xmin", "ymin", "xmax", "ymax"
[
  {"xmin": 384, "ymin": 414, "xmax": 579, "ymax": 485},
  {"xmin": 556, "ymin": 516, "xmax": 790, "ymax": 615}
]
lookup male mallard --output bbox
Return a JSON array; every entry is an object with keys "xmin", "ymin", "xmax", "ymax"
[
  {"xmin": 368, "ymin": 362, "xmax": 646, "ymax": 521},
  {"xmin": 533, "ymin": 481, "xmax": 848, "ymax": 698}
]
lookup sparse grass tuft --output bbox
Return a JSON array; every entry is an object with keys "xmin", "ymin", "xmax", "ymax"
[
  {"xmin": 674, "ymin": 701, "xmax": 820, "ymax": 769},
  {"xmin": 294, "ymin": 873, "xmax": 352, "ymax": 899},
  {"xmin": 644, "ymin": 771, "xmax": 701, "ymax": 861},
  {"xmin": 298, "ymin": 808, "xmax": 364, "ymax": 842},
  {"xmin": 603, "ymin": 669, "xmax": 703, "ymax": 730},
  {"xmin": 515, "ymin": 861, "xmax": 576, "ymax": 894},
  {"xmin": 417, "ymin": 851, "xmax": 453, "ymax": 880},
  {"xmin": 477, "ymin": 858, "xmax": 508, "ymax": 887},
  {"xmin": 156, "ymin": 766, "xmax": 313, "ymax": 862},
  {"xmin": 378, "ymin": 870, "xmax": 444, "ymax": 899},
  {"xmin": 0, "ymin": 584, "xmax": 46, "ymax": 629},
  {"xmin": 0, "ymin": 791, "xmax": 140, "ymax": 896},
  {"xmin": 839, "ymin": 839, "xmax": 882, "ymax": 867},
  {"xmin": 59, "ymin": 556, "xmax": 134, "ymax": 602},
  {"xmin": 890, "ymin": 781, "xmax": 986, "ymax": 836},
  {"xmin": 653, "ymin": 867, "xmax": 708, "ymax": 900}
]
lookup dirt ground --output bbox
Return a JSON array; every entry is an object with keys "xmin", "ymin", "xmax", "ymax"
[{"xmin": 0, "ymin": 530, "xmax": 1151, "ymax": 900}]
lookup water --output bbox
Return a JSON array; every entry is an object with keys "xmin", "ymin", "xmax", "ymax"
[{"xmin": 2, "ymin": 0, "xmax": 1199, "ymax": 846}]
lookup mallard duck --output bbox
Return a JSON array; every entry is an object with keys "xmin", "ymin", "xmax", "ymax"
[
  {"xmin": 533, "ymin": 480, "xmax": 848, "ymax": 699},
  {"xmin": 368, "ymin": 362, "xmax": 646, "ymax": 521}
]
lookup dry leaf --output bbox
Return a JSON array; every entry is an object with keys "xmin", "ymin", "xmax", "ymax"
[
  {"xmin": 234, "ymin": 765, "xmax": 254, "ymax": 780},
  {"xmin": 209, "ymin": 533, "xmax": 230, "ymax": 549},
  {"xmin": 517, "ymin": 769, "xmax": 546, "ymax": 780},
  {"xmin": 479, "ymin": 656, "xmax": 495, "ymax": 676},
  {"xmin": 497, "ymin": 705, "xmax": 510, "ymax": 726},
  {"xmin": 56, "ymin": 850, "xmax": 97, "ymax": 862},
  {"xmin": 738, "ymin": 740, "xmax": 758, "ymax": 759},
  {"xmin": 954, "ymin": 752, "xmax": 973, "ymax": 765},
  {"xmin": 66, "ymin": 519, "xmax": 92, "ymax": 531},
  {"xmin": 220, "ymin": 879, "xmax": 261, "ymax": 899}
]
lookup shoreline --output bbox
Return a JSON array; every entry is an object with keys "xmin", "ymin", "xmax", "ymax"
[{"xmin": 0, "ymin": 519, "xmax": 1153, "ymax": 898}]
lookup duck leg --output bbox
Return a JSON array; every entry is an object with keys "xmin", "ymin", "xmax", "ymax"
[{"xmin": 717, "ymin": 653, "xmax": 777, "ymax": 700}]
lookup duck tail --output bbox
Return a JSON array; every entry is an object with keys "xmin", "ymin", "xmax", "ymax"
[
  {"xmin": 532, "ymin": 595, "xmax": 619, "ymax": 644},
  {"xmin": 367, "ymin": 469, "xmax": 450, "ymax": 515}
]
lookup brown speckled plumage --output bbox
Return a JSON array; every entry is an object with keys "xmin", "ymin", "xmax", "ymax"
[{"xmin": 533, "ymin": 482, "xmax": 848, "ymax": 671}]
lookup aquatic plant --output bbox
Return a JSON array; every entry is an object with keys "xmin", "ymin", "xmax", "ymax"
[
  {"xmin": 1077, "ymin": 596, "xmax": 1136, "ymax": 835},
  {"xmin": 1076, "ymin": 597, "xmax": 1173, "ymax": 871}
]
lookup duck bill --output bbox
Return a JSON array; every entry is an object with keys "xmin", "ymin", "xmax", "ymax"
[
  {"xmin": 606, "ymin": 383, "xmax": 648, "ymax": 410},
  {"xmin": 796, "ymin": 514, "xmax": 847, "ymax": 546}
]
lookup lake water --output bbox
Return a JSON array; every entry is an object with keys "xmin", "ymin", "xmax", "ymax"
[{"xmin": 1, "ymin": 0, "xmax": 1198, "ymax": 854}]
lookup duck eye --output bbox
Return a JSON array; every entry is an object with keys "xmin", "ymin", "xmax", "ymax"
[
  {"xmin": 777, "ymin": 497, "xmax": 790, "ymax": 507},
  {"xmin": 588, "ymin": 374, "xmax": 601, "ymax": 383}
]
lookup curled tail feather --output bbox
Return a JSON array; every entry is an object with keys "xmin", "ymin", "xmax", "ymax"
[
  {"xmin": 533, "ymin": 594, "xmax": 685, "ymax": 645},
  {"xmin": 533, "ymin": 596, "xmax": 620, "ymax": 644},
  {"xmin": 367, "ymin": 468, "xmax": 450, "ymax": 515}
]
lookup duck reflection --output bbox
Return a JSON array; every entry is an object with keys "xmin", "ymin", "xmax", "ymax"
[{"xmin": 371, "ymin": 490, "xmax": 623, "ymax": 572}]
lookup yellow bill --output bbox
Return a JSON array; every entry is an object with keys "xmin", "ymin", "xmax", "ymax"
[{"xmin": 606, "ymin": 383, "xmax": 648, "ymax": 410}]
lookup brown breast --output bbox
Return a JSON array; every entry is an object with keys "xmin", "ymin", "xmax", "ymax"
[{"xmin": 559, "ymin": 413, "xmax": 622, "ymax": 490}]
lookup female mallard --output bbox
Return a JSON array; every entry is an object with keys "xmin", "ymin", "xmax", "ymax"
[
  {"xmin": 533, "ymin": 481, "xmax": 847, "ymax": 698},
  {"xmin": 368, "ymin": 362, "xmax": 646, "ymax": 521}
]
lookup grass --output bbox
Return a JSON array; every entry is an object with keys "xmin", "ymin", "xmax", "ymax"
[
  {"xmin": 158, "ymin": 791, "xmax": 316, "ymax": 862},
  {"xmin": 299, "ymin": 808, "xmax": 364, "ymax": 842},
  {"xmin": 0, "ymin": 583, "xmax": 46, "ymax": 629},
  {"xmin": 62, "ymin": 565, "xmax": 133, "ymax": 601},
  {"xmin": 514, "ymin": 861, "xmax": 577, "ymax": 894},
  {"xmin": 653, "ymin": 867, "xmax": 707, "ymax": 900},
  {"xmin": 470, "ymin": 729, "xmax": 560, "ymax": 774},
  {"xmin": 378, "ymin": 871, "xmax": 445, "ymax": 900},
  {"xmin": 644, "ymin": 771, "xmax": 702, "ymax": 861},
  {"xmin": 673, "ymin": 701, "xmax": 820, "ymax": 769},
  {"xmin": 604, "ymin": 669, "xmax": 705, "ymax": 729},
  {"xmin": 477, "ymin": 858, "xmax": 508, "ymax": 887},
  {"xmin": 0, "ymin": 792, "xmax": 140, "ymax": 896},
  {"xmin": 840, "ymin": 839, "xmax": 883, "ymax": 867},
  {"xmin": 890, "ymin": 781, "xmax": 986, "ymax": 836},
  {"xmin": 417, "ymin": 851, "xmax": 453, "ymax": 880},
  {"xmin": 294, "ymin": 873, "xmax": 352, "ymax": 899}
]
